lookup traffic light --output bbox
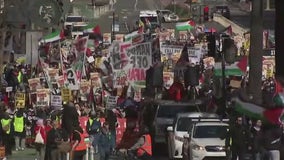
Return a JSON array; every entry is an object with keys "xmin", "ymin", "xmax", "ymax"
[
  {"xmin": 223, "ymin": 38, "xmax": 237, "ymax": 64},
  {"xmin": 203, "ymin": 6, "xmax": 209, "ymax": 21},
  {"xmin": 207, "ymin": 34, "xmax": 216, "ymax": 57}
]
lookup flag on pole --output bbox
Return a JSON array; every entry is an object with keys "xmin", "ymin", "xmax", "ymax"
[
  {"xmin": 175, "ymin": 20, "xmax": 195, "ymax": 31},
  {"xmin": 41, "ymin": 30, "xmax": 64, "ymax": 43},
  {"xmin": 83, "ymin": 24, "xmax": 101, "ymax": 34}
]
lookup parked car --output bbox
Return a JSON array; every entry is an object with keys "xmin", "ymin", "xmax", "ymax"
[
  {"xmin": 182, "ymin": 119, "xmax": 229, "ymax": 160},
  {"xmin": 152, "ymin": 100, "xmax": 201, "ymax": 145},
  {"xmin": 167, "ymin": 112, "xmax": 219, "ymax": 159},
  {"xmin": 212, "ymin": 5, "xmax": 230, "ymax": 19},
  {"xmin": 157, "ymin": 10, "xmax": 179, "ymax": 22}
]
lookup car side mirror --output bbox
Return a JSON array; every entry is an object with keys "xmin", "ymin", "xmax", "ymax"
[
  {"xmin": 184, "ymin": 133, "xmax": 190, "ymax": 139},
  {"xmin": 167, "ymin": 126, "xmax": 173, "ymax": 132}
]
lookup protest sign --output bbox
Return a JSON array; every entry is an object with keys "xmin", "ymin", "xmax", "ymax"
[
  {"xmin": 61, "ymin": 88, "xmax": 71, "ymax": 102},
  {"xmin": 15, "ymin": 92, "xmax": 25, "ymax": 108},
  {"xmin": 160, "ymin": 45, "xmax": 183, "ymax": 58},
  {"xmin": 126, "ymin": 42, "xmax": 152, "ymax": 84},
  {"xmin": 203, "ymin": 57, "xmax": 215, "ymax": 69},
  {"xmin": 263, "ymin": 56, "xmax": 275, "ymax": 79},
  {"xmin": 179, "ymin": 31, "xmax": 188, "ymax": 41},
  {"xmin": 115, "ymin": 34, "xmax": 124, "ymax": 42},
  {"xmin": 46, "ymin": 68, "xmax": 59, "ymax": 89},
  {"xmin": 51, "ymin": 95, "xmax": 62, "ymax": 107},
  {"xmin": 103, "ymin": 33, "xmax": 111, "ymax": 44},
  {"xmin": 36, "ymin": 89, "xmax": 50, "ymax": 107},
  {"xmin": 106, "ymin": 96, "xmax": 118, "ymax": 109},
  {"xmin": 6, "ymin": 87, "xmax": 13, "ymax": 93},
  {"xmin": 63, "ymin": 36, "xmax": 88, "ymax": 90},
  {"xmin": 28, "ymin": 78, "xmax": 41, "ymax": 92},
  {"xmin": 90, "ymin": 72, "xmax": 102, "ymax": 88},
  {"xmin": 80, "ymin": 79, "xmax": 91, "ymax": 95},
  {"xmin": 113, "ymin": 70, "xmax": 128, "ymax": 88},
  {"xmin": 133, "ymin": 87, "xmax": 142, "ymax": 102},
  {"xmin": 56, "ymin": 75, "xmax": 65, "ymax": 88},
  {"xmin": 163, "ymin": 72, "xmax": 174, "ymax": 89},
  {"xmin": 65, "ymin": 68, "xmax": 79, "ymax": 90},
  {"xmin": 109, "ymin": 41, "xmax": 132, "ymax": 70}
]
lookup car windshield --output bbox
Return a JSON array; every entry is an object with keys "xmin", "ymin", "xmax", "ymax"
[
  {"xmin": 157, "ymin": 105, "xmax": 199, "ymax": 118},
  {"xmin": 176, "ymin": 117, "xmax": 193, "ymax": 131},
  {"xmin": 193, "ymin": 125, "xmax": 228, "ymax": 138},
  {"xmin": 161, "ymin": 11, "xmax": 171, "ymax": 15},
  {"xmin": 140, "ymin": 17, "xmax": 158, "ymax": 24},
  {"xmin": 72, "ymin": 26, "xmax": 84, "ymax": 32},
  {"xmin": 66, "ymin": 17, "xmax": 83, "ymax": 22}
]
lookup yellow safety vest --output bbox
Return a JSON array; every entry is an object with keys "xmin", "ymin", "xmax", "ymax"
[
  {"xmin": 1, "ymin": 119, "xmax": 11, "ymax": 134},
  {"xmin": 17, "ymin": 71, "xmax": 22, "ymax": 83},
  {"xmin": 14, "ymin": 116, "xmax": 24, "ymax": 132},
  {"xmin": 89, "ymin": 118, "xmax": 93, "ymax": 126}
]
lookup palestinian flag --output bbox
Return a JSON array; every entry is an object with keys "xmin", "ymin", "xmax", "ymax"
[
  {"xmin": 83, "ymin": 24, "xmax": 101, "ymax": 34},
  {"xmin": 41, "ymin": 30, "xmax": 64, "ymax": 43},
  {"xmin": 235, "ymin": 97, "xmax": 284, "ymax": 125},
  {"xmin": 124, "ymin": 30, "xmax": 144, "ymax": 44},
  {"xmin": 214, "ymin": 62, "xmax": 244, "ymax": 77},
  {"xmin": 175, "ymin": 20, "xmax": 195, "ymax": 31}
]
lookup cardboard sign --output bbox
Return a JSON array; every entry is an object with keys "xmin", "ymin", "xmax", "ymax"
[
  {"xmin": 106, "ymin": 96, "xmax": 118, "ymax": 109},
  {"xmin": 61, "ymin": 88, "xmax": 71, "ymax": 102},
  {"xmin": 127, "ymin": 42, "xmax": 152, "ymax": 84},
  {"xmin": 36, "ymin": 89, "xmax": 50, "ymax": 107},
  {"xmin": 109, "ymin": 41, "xmax": 132, "ymax": 70},
  {"xmin": 203, "ymin": 57, "xmax": 215, "ymax": 69},
  {"xmin": 6, "ymin": 87, "xmax": 13, "ymax": 92},
  {"xmin": 113, "ymin": 70, "xmax": 128, "ymax": 88},
  {"xmin": 28, "ymin": 78, "xmax": 41, "ymax": 92},
  {"xmin": 90, "ymin": 72, "xmax": 102, "ymax": 88},
  {"xmin": 103, "ymin": 33, "xmax": 111, "ymax": 44},
  {"xmin": 51, "ymin": 95, "xmax": 62, "ymax": 107},
  {"xmin": 80, "ymin": 79, "xmax": 91, "ymax": 95},
  {"xmin": 15, "ymin": 92, "xmax": 25, "ymax": 108}
]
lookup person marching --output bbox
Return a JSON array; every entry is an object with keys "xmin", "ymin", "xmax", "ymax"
[
  {"xmin": 1, "ymin": 110, "xmax": 12, "ymax": 157},
  {"xmin": 128, "ymin": 126, "xmax": 152, "ymax": 160},
  {"xmin": 71, "ymin": 125, "xmax": 87, "ymax": 160},
  {"xmin": 13, "ymin": 108, "xmax": 26, "ymax": 151},
  {"xmin": 86, "ymin": 111, "xmax": 101, "ymax": 157}
]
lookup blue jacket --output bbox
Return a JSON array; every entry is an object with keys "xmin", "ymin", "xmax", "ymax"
[{"xmin": 97, "ymin": 131, "xmax": 113, "ymax": 153}]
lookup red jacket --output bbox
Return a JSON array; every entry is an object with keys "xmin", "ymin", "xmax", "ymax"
[{"xmin": 34, "ymin": 125, "xmax": 47, "ymax": 144}]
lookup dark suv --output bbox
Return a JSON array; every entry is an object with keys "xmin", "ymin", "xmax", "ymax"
[{"xmin": 213, "ymin": 5, "xmax": 230, "ymax": 19}]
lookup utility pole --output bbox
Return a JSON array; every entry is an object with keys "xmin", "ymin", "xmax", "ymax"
[
  {"xmin": 111, "ymin": 11, "xmax": 115, "ymax": 42},
  {"xmin": 275, "ymin": 0, "xmax": 284, "ymax": 81},
  {"xmin": 248, "ymin": 0, "xmax": 263, "ymax": 105}
]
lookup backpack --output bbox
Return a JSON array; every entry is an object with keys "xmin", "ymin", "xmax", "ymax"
[{"xmin": 90, "ymin": 119, "xmax": 101, "ymax": 133}]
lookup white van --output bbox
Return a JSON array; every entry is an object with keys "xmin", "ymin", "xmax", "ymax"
[
  {"xmin": 167, "ymin": 112, "xmax": 219, "ymax": 159},
  {"xmin": 139, "ymin": 10, "xmax": 160, "ymax": 32}
]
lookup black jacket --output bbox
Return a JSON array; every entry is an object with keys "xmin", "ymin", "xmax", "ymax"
[{"xmin": 226, "ymin": 124, "xmax": 250, "ymax": 148}]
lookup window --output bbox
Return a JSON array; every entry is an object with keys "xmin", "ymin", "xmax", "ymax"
[
  {"xmin": 72, "ymin": 26, "xmax": 84, "ymax": 32},
  {"xmin": 66, "ymin": 16, "xmax": 83, "ymax": 22},
  {"xmin": 193, "ymin": 125, "xmax": 228, "ymax": 138},
  {"xmin": 157, "ymin": 105, "xmax": 199, "ymax": 118},
  {"xmin": 176, "ymin": 117, "xmax": 193, "ymax": 131}
]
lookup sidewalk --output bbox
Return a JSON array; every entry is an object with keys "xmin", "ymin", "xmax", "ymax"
[{"xmin": 8, "ymin": 148, "xmax": 36, "ymax": 160}]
